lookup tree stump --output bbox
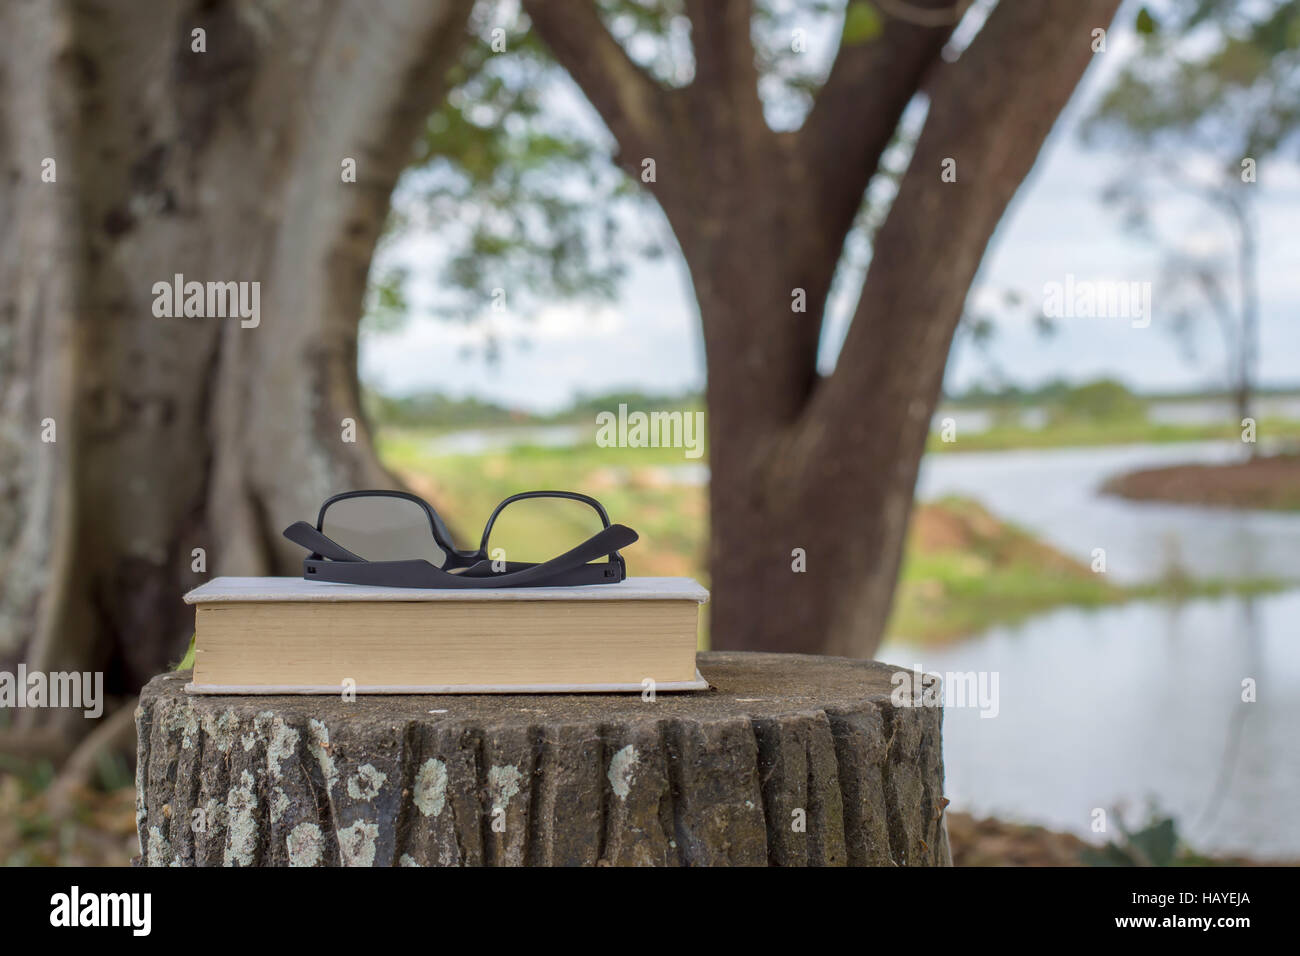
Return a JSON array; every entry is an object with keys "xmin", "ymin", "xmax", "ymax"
[{"xmin": 135, "ymin": 651, "xmax": 949, "ymax": 866}]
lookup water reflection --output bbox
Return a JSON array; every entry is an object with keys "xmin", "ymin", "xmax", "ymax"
[{"xmin": 883, "ymin": 590, "xmax": 1300, "ymax": 859}]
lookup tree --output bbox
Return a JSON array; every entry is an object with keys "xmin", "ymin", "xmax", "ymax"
[
  {"xmin": 1100, "ymin": 170, "xmax": 1260, "ymax": 429},
  {"xmin": 0, "ymin": 0, "xmax": 475, "ymax": 743},
  {"xmin": 523, "ymin": 0, "xmax": 1123, "ymax": 656},
  {"xmin": 1084, "ymin": 0, "xmax": 1300, "ymax": 432}
]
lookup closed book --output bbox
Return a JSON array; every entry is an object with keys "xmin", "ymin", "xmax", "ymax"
[{"xmin": 182, "ymin": 576, "xmax": 709, "ymax": 694}]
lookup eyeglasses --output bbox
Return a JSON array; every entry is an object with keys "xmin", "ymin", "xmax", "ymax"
[{"xmin": 283, "ymin": 490, "xmax": 636, "ymax": 589}]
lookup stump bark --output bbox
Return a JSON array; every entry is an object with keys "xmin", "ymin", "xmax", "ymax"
[{"xmin": 135, "ymin": 651, "xmax": 949, "ymax": 866}]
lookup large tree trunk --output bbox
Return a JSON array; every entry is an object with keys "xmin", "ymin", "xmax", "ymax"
[
  {"xmin": 0, "ymin": 0, "xmax": 473, "ymax": 720},
  {"xmin": 525, "ymin": 0, "xmax": 1122, "ymax": 657}
]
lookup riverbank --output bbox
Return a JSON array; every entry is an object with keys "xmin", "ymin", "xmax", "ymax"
[
  {"xmin": 888, "ymin": 497, "xmax": 1119, "ymax": 642},
  {"xmin": 378, "ymin": 415, "xmax": 1300, "ymax": 461},
  {"xmin": 1104, "ymin": 452, "xmax": 1300, "ymax": 511},
  {"xmin": 927, "ymin": 417, "xmax": 1300, "ymax": 453},
  {"xmin": 944, "ymin": 812, "xmax": 1287, "ymax": 867},
  {"xmin": 887, "ymin": 497, "xmax": 1280, "ymax": 642}
]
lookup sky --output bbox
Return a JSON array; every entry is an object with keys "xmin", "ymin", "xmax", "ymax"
[{"xmin": 359, "ymin": 1, "xmax": 1300, "ymax": 414}]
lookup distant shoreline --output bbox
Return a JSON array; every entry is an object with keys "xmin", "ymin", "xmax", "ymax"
[{"xmin": 1104, "ymin": 453, "xmax": 1300, "ymax": 512}]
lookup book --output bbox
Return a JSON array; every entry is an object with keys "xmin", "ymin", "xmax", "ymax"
[{"xmin": 182, "ymin": 576, "xmax": 710, "ymax": 694}]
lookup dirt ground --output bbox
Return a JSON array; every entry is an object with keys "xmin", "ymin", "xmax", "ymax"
[
  {"xmin": 0, "ymin": 778, "xmax": 139, "ymax": 867},
  {"xmin": 0, "ymin": 782, "xmax": 1097, "ymax": 866},
  {"xmin": 0, "ymin": 779, "xmax": 1271, "ymax": 867},
  {"xmin": 946, "ymin": 812, "xmax": 1094, "ymax": 866},
  {"xmin": 909, "ymin": 499, "xmax": 1096, "ymax": 577},
  {"xmin": 1103, "ymin": 453, "xmax": 1300, "ymax": 511}
]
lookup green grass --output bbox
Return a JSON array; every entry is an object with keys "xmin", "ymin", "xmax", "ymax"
[
  {"xmin": 927, "ymin": 417, "xmax": 1300, "ymax": 453},
  {"xmin": 887, "ymin": 496, "xmax": 1119, "ymax": 641},
  {"xmin": 888, "ymin": 551, "xmax": 1121, "ymax": 642}
]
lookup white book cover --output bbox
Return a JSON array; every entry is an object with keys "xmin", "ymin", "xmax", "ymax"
[{"xmin": 185, "ymin": 576, "xmax": 710, "ymax": 604}]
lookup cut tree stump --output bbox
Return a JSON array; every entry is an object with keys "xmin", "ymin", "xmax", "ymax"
[{"xmin": 135, "ymin": 651, "xmax": 949, "ymax": 866}]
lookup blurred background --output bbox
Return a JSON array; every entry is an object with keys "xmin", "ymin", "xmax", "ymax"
[{"xmin": 1, "ymin": 0, "xmax": 1297, "ymax": 866}]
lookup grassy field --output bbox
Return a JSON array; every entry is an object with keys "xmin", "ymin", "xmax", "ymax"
[
  {"xmin": 927, "ymin": 416, "xmax": 1300, "ymax": 453},
  {"xmin": 377, "ymin": 427, "xmax": 1283, "ymax": 645}
]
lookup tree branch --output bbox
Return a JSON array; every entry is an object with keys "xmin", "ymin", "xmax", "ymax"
[
  {"xmin": 682, "ymin": 0, "xmax": 767, "ymax": 148},
  {"xmin": 796, "ymin": 1, "xmax": 955, "ymax": 282},
  {"xmin": 875, "ymin": 0, "xmax": 972, "ymax": 28},
  {"xmin": 522, "ymin": 0, "xmax": 677, "ymax": 170},
  {"xmin": 809, "ymin": 0, "xmax": 1123, "ymax": 434}
]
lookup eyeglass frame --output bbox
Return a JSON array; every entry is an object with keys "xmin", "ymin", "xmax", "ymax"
[{"xmin": 283, "ymin": 488, "xmax": 633, "ymax": 589}]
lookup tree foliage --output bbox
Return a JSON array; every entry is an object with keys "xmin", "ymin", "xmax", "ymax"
[
  {"xmin": 1083, "ymin": 0, "xmax": 1298, "ymax": 421},
  {"xmin": 1086, "ymin": 0, "xmax": 1300, "ymax": 161},
  {"xmin": 364, "ymin": 2, "xmax": 654, "ymax": 342}
]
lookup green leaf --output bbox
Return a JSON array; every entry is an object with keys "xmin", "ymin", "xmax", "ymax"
[
  {"xmin": 1135, "ymin": 6, "xmax": 1158, "ymax": 35},
  {"xmin": 843, "ymin": 2, "xmax": 883, "ymax": 45},
  {"xmin": 174, "ymin": 633, "xmax": 196, "ymax": 671},
  {"xmin": 1126, "ymin": 816, "xmax": 1179, "ymax": 866}
]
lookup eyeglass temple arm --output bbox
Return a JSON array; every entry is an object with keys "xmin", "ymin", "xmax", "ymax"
[
  {"xmin": 283, "ymin": 521, "xmax": 368, "ymax": 563},
  {"xmin": 463, "ymin": 524, "xmax": 637, "ymax": 584}
]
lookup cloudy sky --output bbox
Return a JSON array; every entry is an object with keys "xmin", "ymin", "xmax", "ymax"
[{"xmin": 360, "ymin": 3, "xmax": 1299, "ymax": 413}]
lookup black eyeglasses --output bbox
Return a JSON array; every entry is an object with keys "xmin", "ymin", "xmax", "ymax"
[{"xmin": 283, "ymin": 490, "xmax": 636, "ymax": 589}]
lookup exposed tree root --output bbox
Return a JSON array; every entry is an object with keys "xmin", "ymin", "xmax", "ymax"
[
  {"xmin": 0, "ymin": 726, "xmax": 76, "ymax": 765},
  {"xmin": 45, "ymin": 701, "xmax": 139, "ymax": 815}
]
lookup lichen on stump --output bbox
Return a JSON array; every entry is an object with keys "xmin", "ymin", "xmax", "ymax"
[{"xmin": 135, "ymin": 651, "xmax": 950, "ymax": 866}]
